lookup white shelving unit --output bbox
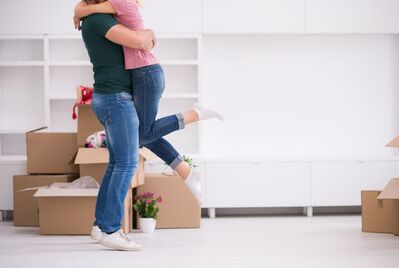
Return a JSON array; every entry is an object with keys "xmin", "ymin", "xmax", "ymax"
[
  {"xmin": 0, "ymin": 33, "xmax": 201, "ymax": 155},
  {"xmin": 0, "ymin": 34, "xmax": 201, "ymax": 211}
]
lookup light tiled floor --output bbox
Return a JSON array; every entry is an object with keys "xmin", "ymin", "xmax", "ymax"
[{"xmin": 0, "ymin": 215, "xmax": 398, "ymax": 268}]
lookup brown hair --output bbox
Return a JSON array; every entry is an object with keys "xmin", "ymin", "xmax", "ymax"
[{"xmin": 84, "ymin": 0, "xmax": 105, "ymax": 4}]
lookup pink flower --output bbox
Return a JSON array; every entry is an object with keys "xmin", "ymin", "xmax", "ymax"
[
  {"xmin": 145, "ymin": 199, "xmax": 152, "ymax": 204},
  {"xmin": 156, "ymin": 196, "xmax": 163, "ymax": 203}
]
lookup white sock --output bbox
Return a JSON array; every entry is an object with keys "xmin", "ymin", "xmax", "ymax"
[
  {"xmin": 192, "ymin": 103, "xmax": 224, "ymax": 121},
  {"xmin": 185, "ymin": 170, "xmax": 203, "ymax": 206}
]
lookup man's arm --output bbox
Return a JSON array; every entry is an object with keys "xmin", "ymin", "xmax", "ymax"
[
  {"xmin": 105, "ymin": 24, "xmax": 155, "ymax": 50},
  {"xmin": 75, "ymin": 1, "xmax": 116, "ymax": 18}
]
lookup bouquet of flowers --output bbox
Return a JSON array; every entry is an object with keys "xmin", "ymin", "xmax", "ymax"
[{"xmin": 133, "ymin": 192, "xmax": 163, "ymax": 219}]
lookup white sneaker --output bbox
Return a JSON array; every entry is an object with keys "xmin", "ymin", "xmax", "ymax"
[
  {"xmin": 90, "ymin": 226, "xmax": 103, "ymax": 242},
  {"xmin": 185, "ymin": 170, "xmax": 203, "ymax": 206},
  {"xmin": 193, "ymin": 103, "xmax": 224, "ymax": 121},
  {"xmin": 100, "ymin": 230, "xmax": 142, "ymax": 251}
]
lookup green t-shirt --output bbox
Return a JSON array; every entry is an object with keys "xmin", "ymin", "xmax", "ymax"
[{"xmin": 81, "ymin": 14, "xmax": 131, "ymax": 94}]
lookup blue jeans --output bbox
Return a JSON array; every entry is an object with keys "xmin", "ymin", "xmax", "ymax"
[
  {"xmin": 91, "ymin": 91, "xmax": 139, "ymax": 233},
  {"xmin": 131, "ymin": 64, "xmax": 185, "ymax": 168}
]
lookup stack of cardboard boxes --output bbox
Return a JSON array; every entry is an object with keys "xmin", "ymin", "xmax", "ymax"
[
  {"xmin": 13, "ymin": 104, "xmax": 201, "ymax": 234},
  {"xmin": 361, "ymin": 136, "xmax": 399, "ymax": 236}
]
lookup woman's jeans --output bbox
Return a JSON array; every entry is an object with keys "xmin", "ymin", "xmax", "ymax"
[
  {"xmin": 131, "ymin": 64, "xmax": 185, "ymax": 169},
  {"xmin": 91, "ymin": 91, "xmax": 139, "ymax": 233}
]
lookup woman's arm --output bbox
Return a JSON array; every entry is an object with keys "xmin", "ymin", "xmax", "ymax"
[
  {"xmin": 106, "ymin": 25, "xmax": 155, "ymax": 50},
  {"xmin": 75, "ymin": 1, "xmax": 117, "ymax": 18}
]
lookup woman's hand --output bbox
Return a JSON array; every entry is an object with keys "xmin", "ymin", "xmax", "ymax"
[{"xmin": 73, "ymin": 15, "xmax": 82, "ymax": 31}]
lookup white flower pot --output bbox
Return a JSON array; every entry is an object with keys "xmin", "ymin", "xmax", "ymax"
[{"xmin": 139, "ymin": 218, "xmax": 156, "ymax": 233}]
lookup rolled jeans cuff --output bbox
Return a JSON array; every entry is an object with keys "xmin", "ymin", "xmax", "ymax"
[
  {"xmin": 170, "ymin": 155, "xmax": 183, "ymax": 169},
  {"xmin": 176, "ymin": 113, "xmax": 185, "ymax": 130}
]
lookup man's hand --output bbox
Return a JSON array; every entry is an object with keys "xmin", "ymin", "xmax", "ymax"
[
  {"xmin": 142, "ymin": 29, "xmax": 155, "ymax": 51},
  {"xmin": 73, "ymin": 15, "xmax": 82, "ymax": 31}
]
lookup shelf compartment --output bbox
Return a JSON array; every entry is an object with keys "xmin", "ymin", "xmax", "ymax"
[
  {"xmin": 157, "ymin": 98, "xmax": 199, "ymax": 154},
  {"xmin": 0, "ymin": 67, "xmax": 45, "ymax": 130},
  {"xmin": 0, "ymin": 134, "xmax": 26, "ymax": 156},
  {"xmin": 49, "ymin": 39, "xmax": 89, "ymax": 61},
  {"xmin": 153, "ymin": 38, "xmax": 198, "ymax": 61},
  {"xmin": 162, "ymin": 65, "xmax": 198, "ymax": 94},
  {"xmin": 49, "ymin": 66, "xmax": 93, "ymax": 100},
  {"xmin": 50, "ymin": 99, "xmax": 77, "ymax": 132},
  {"xmin": 0, "ymin": 39, "xmax": 43, "ymax": 61}
]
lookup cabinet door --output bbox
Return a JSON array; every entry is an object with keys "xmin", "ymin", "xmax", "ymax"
[
  {"xmin": 306, "ymin": 0, "xmax": 399, "ymax": 34},
  {"xmin": 0, "ymin": 0, "xmax": 48, "ymax": 34},
  {"xmin": 311, "ymin": 161, "xmax": 399, "ymax": 206},
  {"xmin": 141, "ymin": 0, "xmax": 202, "ymax": 33},
  {"xmin": 205, "ymin": 162, "xmax": 311, "ymax": 208},
  {"xmin": 203, "ymin": 0, "xmax": 305, "ymax": 34},
  {"xmin": 47, "ymin": 0, "xmax": 78, "ymax": 34},
  {"xmin": 0, "ymin": 162, "xmax": 27, "ymax": 210}
]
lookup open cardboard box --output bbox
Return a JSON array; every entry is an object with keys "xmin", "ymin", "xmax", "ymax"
[
  {"xmin": 136, "ymin": 174, "xmax": 201, "ymax": 229},
  {"xmin": 13, "ymin": 175, "xmax": 78, "ymax": 227},
  {"xmin": 76, "ymin": 104, "xmax": 103, "ymax": 147},
  {"xmin": 74, "ymin": 148, "xmax": 155, "ymax": 188},
  {"xmin": 27, "ymin": 127, "xmax": 79, "ymax": 174},
  {"xmin": 34, "ymin": 182, "xmax": 133, "ymax": 235},
  {"xmin": 361, "ymin": 178, "xmax": 399, "ymax": 235}
]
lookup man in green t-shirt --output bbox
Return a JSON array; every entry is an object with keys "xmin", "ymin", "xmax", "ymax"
[{"xmin": 79, "ymin": 13, "xmax": 153, "ymax": 251}]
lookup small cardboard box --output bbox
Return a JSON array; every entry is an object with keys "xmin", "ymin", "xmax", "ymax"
[
  {"xmin": 136, "ymin": 174, "xmax": 201, "ymax": 229},
  {"xmin": 34, "ymin": 183, "xmax": 133, "ymax": 235},
  {"xmin": 74, "ymin": 148, "xmax": 154, "ymax": 188},
  {"xmin": 27, "ymin": 128, "xmax": 79, "ymax": 174},
  {"xmin": 361, "ymin": 178, "xmax": 399, "ymax": 235},
  {"xmin": 77, "ymin": 105, "xmax": 103, "ymax": 147},
  {"xmin": 13, "ymin": 175, "xmax": 77, "ymax": 227}
]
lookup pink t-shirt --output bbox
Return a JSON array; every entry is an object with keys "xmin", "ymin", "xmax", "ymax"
[{"xmin": 108, "ymin": 0, "xmax": 159, "ymax": 70}]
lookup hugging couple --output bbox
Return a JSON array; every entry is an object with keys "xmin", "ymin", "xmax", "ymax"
[{"xmin": 73, "ymin": 0, "xmax": 223, "ymax": 251}]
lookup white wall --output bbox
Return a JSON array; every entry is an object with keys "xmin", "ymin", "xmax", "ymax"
[{"xmin": 202, "ymin": 35, "xmax": 399, "ymax": 158}]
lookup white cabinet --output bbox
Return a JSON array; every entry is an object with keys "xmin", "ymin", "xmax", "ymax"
[
  {"xmin": 203, "ymin": 0, "xmax": 305, "ymax": 34},
  {"xmin": 0, "ymin": 161, "xmax": 26, "ymax": 210},
  {"xmin": 305, "ymin": 0, "xmax": 399, "ymax": 34},
  {"xmin": 311, "ymin": 161, "xmax": 399, "ymax": 206},
  {"xmin": 205, "ymin": 162, "xmax": 311, "ymax": 208},
  {"xmin": 0, "ymin": 0, "xmax": 76, "ymax": 35},
  {"xmin": 142, "ymin": 0, "xmax": 202, "ymax": 34}
]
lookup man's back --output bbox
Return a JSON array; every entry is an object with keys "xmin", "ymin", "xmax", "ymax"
[{"xmin": 81, "ymin": 13, "xmax": 131, "ymax": 94}]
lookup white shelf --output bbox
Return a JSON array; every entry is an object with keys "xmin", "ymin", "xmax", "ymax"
[
  {"xmin": 0, "ymin": 155, "xmax": 27, "ymax": 163},
  {"xmin": 49, "ymin": 61, "xmax": 91, "ymax": 66},
  {"xmin": 47, "ymin": 33, "xmax": 201, "ymax": 40},
  {"xmin": 160, "ymin": 60, "xmax": 199, "ymax": 66},
  {"xmin": 0, "ymin": 129, "xmax": 29, "ymax": 134},
  {"xmin": 163, "ymin": 93, "xmax": 199, "ymax": 99},
  {"xmin": 0, "ymin": 61, "xmax": 44, "ymax": 67},
  {"xmin": 0, "ymin": 35, "xmax": 44, "ymax": 40}
]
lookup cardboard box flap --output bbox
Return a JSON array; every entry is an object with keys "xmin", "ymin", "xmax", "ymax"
[
  {"xmin": 386, "ymin": 135, "xmax": 399, "ymax": 148},
  {"xmin": 139, "ymin": 148, "xmax": 157, "ymax": 160},
  {"xmin": 74, "ymin": 148, "xmax": 109, "ymax": 164},
  {"xmin": 377, "ymin": 178, "xmax": 399, "ymax": 200},
  {"xmin": 34, "ymin": 188, "xmax": 98, "ymax": 197},
  {"xmin": 26, "ymin": 127, "xmax": 48, "ymax": 134}
]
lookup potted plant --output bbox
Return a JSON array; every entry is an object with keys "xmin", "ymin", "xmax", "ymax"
[{"xmin": 133, "ymin": 192, "xmax": 163, "ymax": 233}]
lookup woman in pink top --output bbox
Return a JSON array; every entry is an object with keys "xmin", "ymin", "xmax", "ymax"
[{"xmin": 75, "ymin": 0, "xmax": 223, "ymax": 205}]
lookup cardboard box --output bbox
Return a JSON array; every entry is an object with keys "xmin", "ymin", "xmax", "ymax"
[
  {"xmin": 34, "ymin": 183, "xmax": 133, "ymax": 235},
  {"xmin": 77, "ymin": 105, "xmax": 103, "ymax": 147},
  {"xmin": 27, "ymin": 128, "xmax": 79, "ymax": 174},
  {"xmin": 361, "ymin": 178, "xmax": 399, "ymax": 235},
  {"xmin": 136, "ymin": 174, "xmax": 201, "ymax": 229},
  {"xmin": 74, "ymin": 148, "xmax": 154, "ymax": 188},
  {"xmin": 13, "ymin": 175, "xmax": 77, "ymax": 227}
]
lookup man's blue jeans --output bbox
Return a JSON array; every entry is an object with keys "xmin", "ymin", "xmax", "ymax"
[
  {"xmin": 91, "ymin": 91, "xmax": 139, "ymax": 233},
  {"xmin": 131, "ymin": 64, "xmax": 185, "ymax": 169}
]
